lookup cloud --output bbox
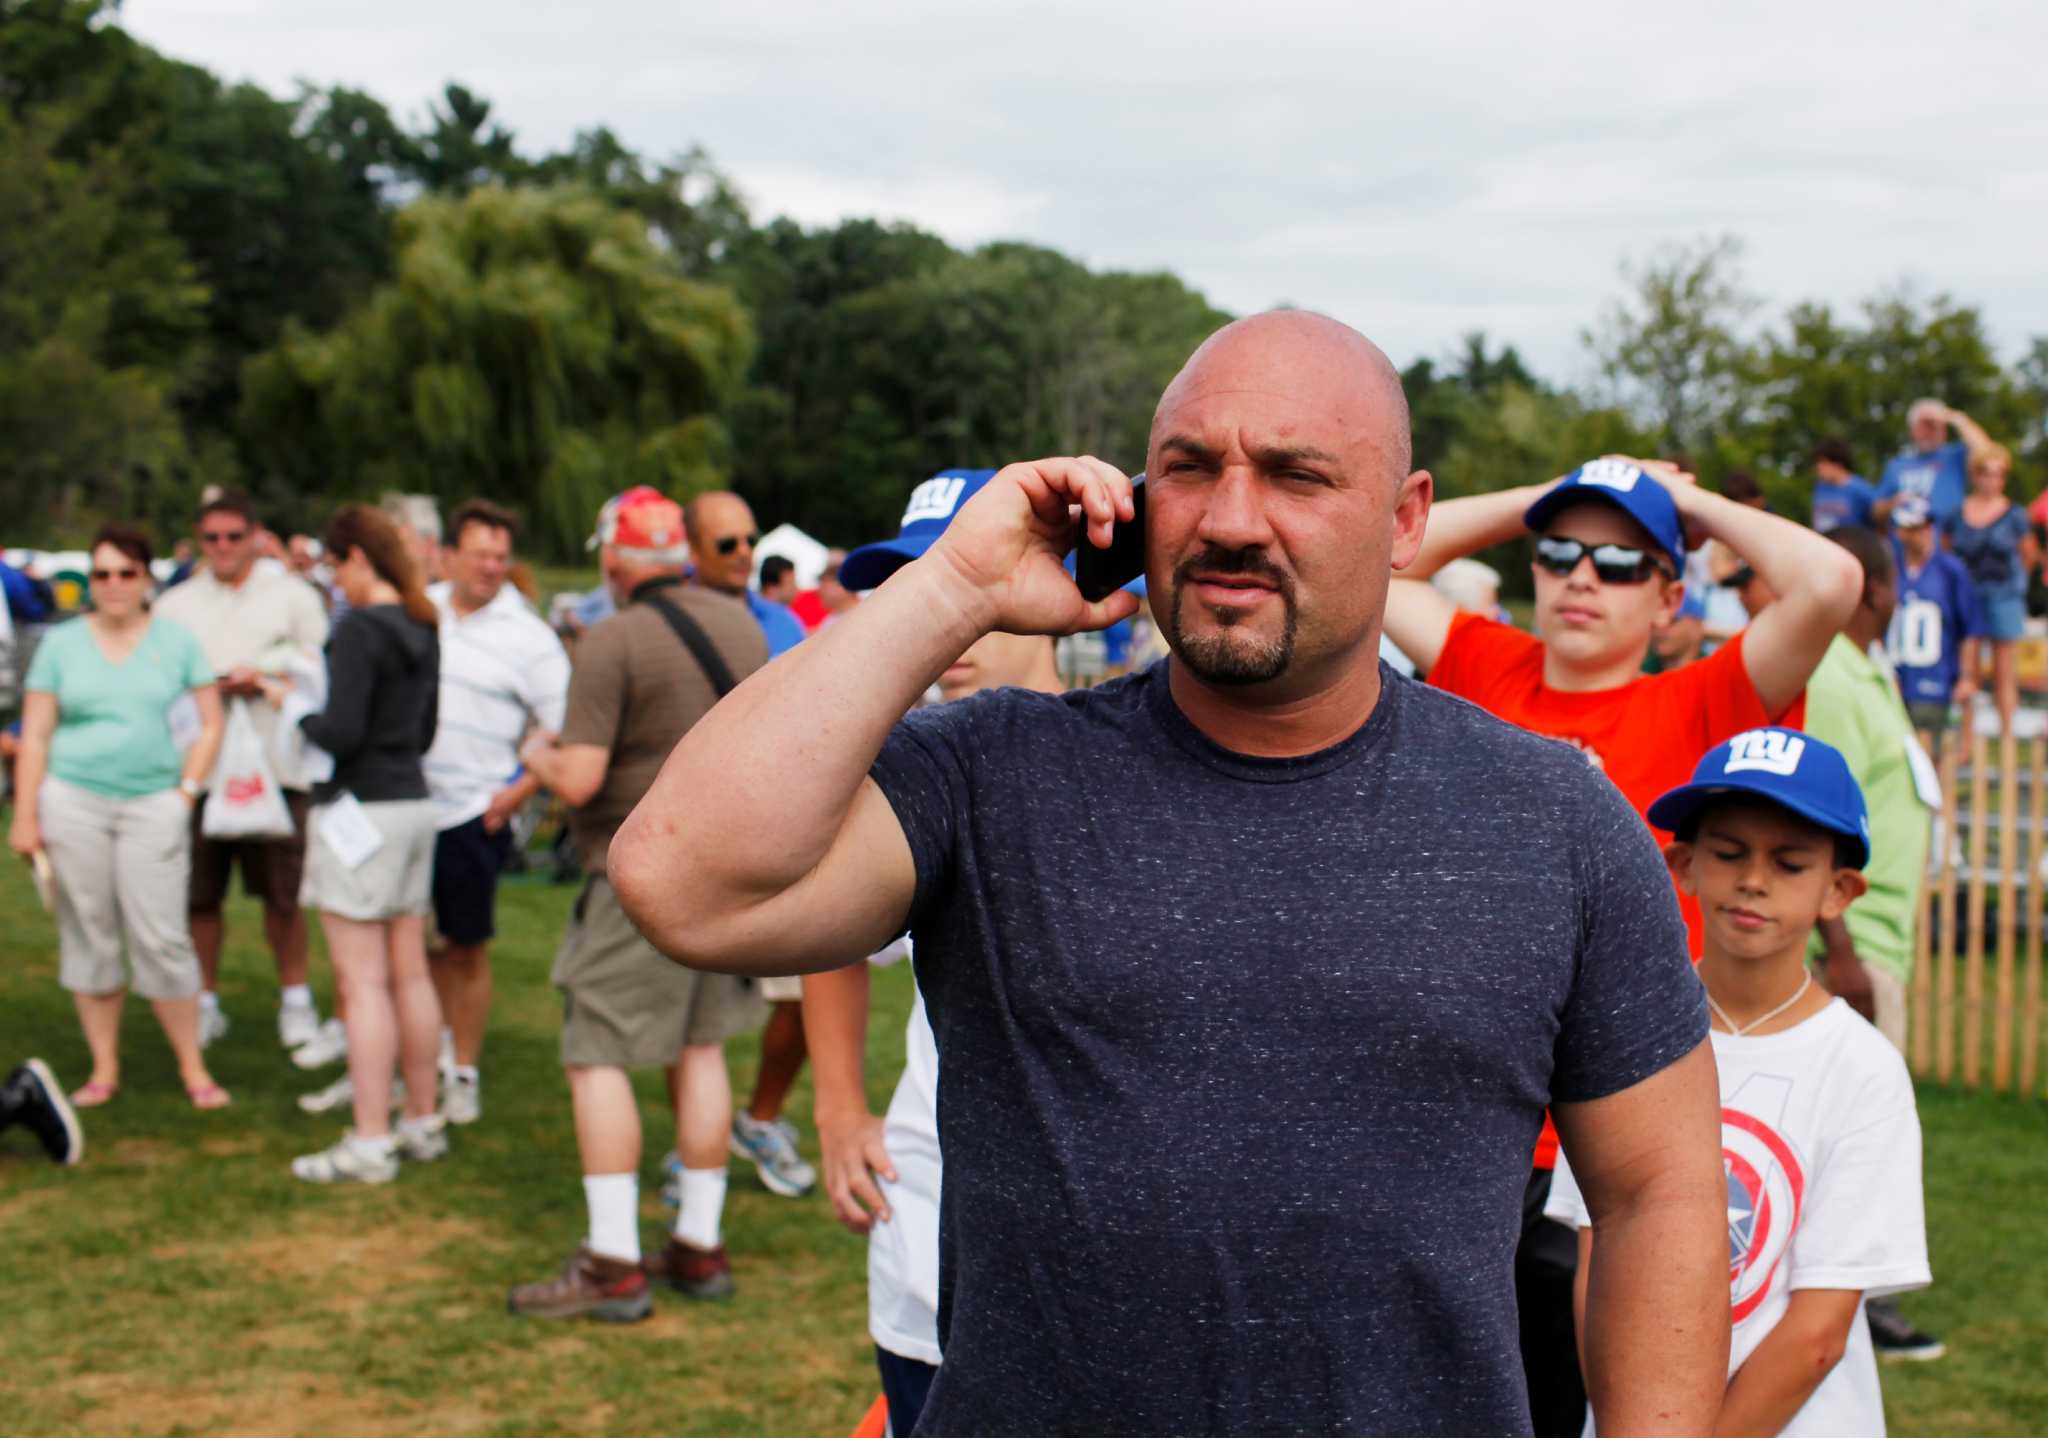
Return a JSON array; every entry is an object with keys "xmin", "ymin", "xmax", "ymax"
[{"xmin": 123, "ymin": 0, "xmax": 2048, "ymax": 374}]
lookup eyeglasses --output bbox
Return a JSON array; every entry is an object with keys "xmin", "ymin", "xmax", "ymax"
[
  {"xmin": 199, "ymin": 530, "xmax": 250, "ymax": 545},
  {"xmin": 714, "ymin": 532, "xmax": 760, "ymax": 556},
  {"xmin": 1533, "ymin": 536, "xmax": 1673, "ymax": 586},
  {"xmin": 91, "ymin": 567, "xmax": 143, "ymax": 582}
]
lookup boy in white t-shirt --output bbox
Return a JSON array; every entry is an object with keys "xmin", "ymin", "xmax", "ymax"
[{"xmin": 1548, "ymin": 727, "xmax": 1930, "ymax": 1435}]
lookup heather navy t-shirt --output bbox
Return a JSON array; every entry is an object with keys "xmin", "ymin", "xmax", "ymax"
[{"xmin": 869, "ymin": 661, "xmax": 1707, "ymax": 1437}]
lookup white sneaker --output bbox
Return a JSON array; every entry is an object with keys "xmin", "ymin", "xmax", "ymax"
[
  {"xmin": 198, "ymin": 1004, "xmax": 230, "ymax": 1049},
  {"xmin": 290, "ymin": 1018, "xmax": 349, "ymax": 1070},
  {"xmin": 395, "ymin": 1114, "xmax": 450, "ymax": 1162},
  {"xmin": 278, "ymin": 1002, "xmax": 321, "ymax": 1050},
  {"xmin": 298, "ymin": 1074, "xmax": 353, "ymax": 1114},
  {"xmin": 292, "ymin": 1132, "xmax": 398, "ymax": 1185},
  {"xmin": 441, "ymin": 1072, "xmax": 481, "ymax": 1126}
]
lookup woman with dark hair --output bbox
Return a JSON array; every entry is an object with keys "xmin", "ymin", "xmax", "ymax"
[
  {"xmin": 289, "ymin": 506, "xmax": 447, "ymax": 1184},
  {"xmin": 8, "ymin": 525, "xmax": 228, "ymax": 1106}
]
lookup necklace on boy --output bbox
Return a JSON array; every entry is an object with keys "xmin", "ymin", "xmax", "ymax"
[{"xmin": 1705, "ymin": 973, "xmax": 1812, "ymax": 1037}]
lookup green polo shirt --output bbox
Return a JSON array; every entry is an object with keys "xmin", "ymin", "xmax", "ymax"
[{"xmin": 1802, "ymin": 633, "xmax": 1931, "ymax": 984}]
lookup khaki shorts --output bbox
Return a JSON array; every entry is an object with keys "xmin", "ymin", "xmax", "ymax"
[
  {"xmin": 40, "ymin": 777, "xmax": 202, "ymax": 1001},
  {"xmin": 300, "ymin": 798, "xmax": 437, "ymax": 923},
  {"xmin": 758, "ymin": 974, "xmax": 804, "ymax": 1003},
  {"xmin": 552, "ymin": 876, "xmax": 766, "ymax": 1068}
]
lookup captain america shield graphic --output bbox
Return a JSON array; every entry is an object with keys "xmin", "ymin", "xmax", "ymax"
[{"xmin": 1723, "ymin": 1108, "xmax": 1807, "ymax": 1323}]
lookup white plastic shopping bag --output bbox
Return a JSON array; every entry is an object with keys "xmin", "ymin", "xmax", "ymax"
[
  {"xmin": 201, "ymin": 700, "xmax": 294, "ymax": 840},
  {"xmin": 272, "ymin": 652, "xmax": 335, "ymax": 789}
]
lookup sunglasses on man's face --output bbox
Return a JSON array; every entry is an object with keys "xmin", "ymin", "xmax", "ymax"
[
  {"xmin": 200, "ymin": 529, "xmax": 250, "ymax": 545},
  {"xmin": 91, "ymin": 567, "xmax": 143, "ymax": 582},
  {"xmin": 1533, "ymin": 536, "xmax": 1672, "ymax": 586},
  {"xmin": 714, "ymin": 532, "xmax": 760, "ymax": 556}
]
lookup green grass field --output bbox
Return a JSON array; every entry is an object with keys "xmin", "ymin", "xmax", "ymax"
[{"xmin": 0, "ymin": 856, "xmax": 2042, "ymax": 1435}]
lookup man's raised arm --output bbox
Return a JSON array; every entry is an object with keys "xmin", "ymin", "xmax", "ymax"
[
  {"xmin": 1552, "ymin": 1040, "xmax": 1729, "ymax": 1437},
  {"xmin": 608, "ymin": 459, "xmax": 1140, "ymax": 977}
]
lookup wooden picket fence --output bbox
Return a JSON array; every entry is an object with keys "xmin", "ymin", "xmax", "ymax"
[{"xmin": 1910, "ymin": 728, "xmax": 2048, "ymax": 1098}]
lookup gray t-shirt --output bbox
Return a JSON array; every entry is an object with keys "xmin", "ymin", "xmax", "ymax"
[{"xmin": 870, "ymin": 660, "xmax": 1707, "ymax": 1436}]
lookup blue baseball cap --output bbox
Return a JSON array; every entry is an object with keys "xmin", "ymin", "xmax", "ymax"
[
  {"xmin": 1891, "ymin": 495, "xmax": 1932, "ymax": 530},
  {"xmin": 1647, "ymin": 727, "xmax": 1871, "ymax": 868},
  {"xmin": 1523, "ymin": 459, "xmax": 1687, "ymax": 575},
  {"xmin": 840, "ymin": 469, "xmax": 999, "ymax": 591}
]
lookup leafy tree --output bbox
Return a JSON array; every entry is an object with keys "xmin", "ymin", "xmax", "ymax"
[
  {"xmin": 238, "ymin": 185, "xmax": 753, "ymax": 555},
  {"xmin": 1584, "ymin": 235, "xmax": 1758, "ymax": 452},
  {"xmin": 530, "ymin": 129, "xmax": 751, "ymax": 275},
  {"xmin": 0, "ymin": 101, "xmax": 207, "ymax": 538}
]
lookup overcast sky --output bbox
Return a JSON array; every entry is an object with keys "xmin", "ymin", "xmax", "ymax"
[{"xmin": 127, "ymin": 1, "xmax": 2047, "ymax": 380}]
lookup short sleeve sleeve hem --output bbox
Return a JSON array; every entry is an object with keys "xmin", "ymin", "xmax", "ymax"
[{"xmin": 1789, "ymin": 1264, "xmax": 1930, "ymax": 1300}]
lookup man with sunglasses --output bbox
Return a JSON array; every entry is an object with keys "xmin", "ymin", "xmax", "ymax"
[
  {"xmin": 1382, "ymin": 457, "xmax": 1861, "ymax": 1438},
  {"xmin": 155, "ymin": 491, "xmax": 332, "ymax": 1052},
  {"xmin": 681, "ymin": 491, "xmax": 816, "ymax": 1200}
]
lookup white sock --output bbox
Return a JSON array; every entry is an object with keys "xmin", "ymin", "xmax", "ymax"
[
  {"xmin": 674, "ymin": 1167, "xmax": 728, "ymax": 1251},
  {"xmin": 451, "ymin": 1064, "xmax": 479, "ymax": 1085},
  {"xmin": 397, "ymin": 1112, "xmax": 440, "ymax": 1139},
  {"xmin": 438, "ymin": 1028, "xmax": 455, "ymax": 1068},
  {"xmin": 200, "ymin": 991, "xmax": 221, "ymax": 1012},
  {"xmin": 280, "ymin": 985, "xmax": 313, "ymax": 1010},
  {"xmin": 349, "ymin": 1131, "xmax": 395, "ymax": 1159},
  {"xmin": 583, "ymin": 1173, "xmax": 641, "ymax": 1263}
]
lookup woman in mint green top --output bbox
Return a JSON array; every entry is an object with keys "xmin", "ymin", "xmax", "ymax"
[
  {"xmin": 9, "ymin": 526, "xmax": 229, "ymax": 1110},
  {"xmin": 25, "ymin": 601, "xmax": 215, "ymax": 796}
]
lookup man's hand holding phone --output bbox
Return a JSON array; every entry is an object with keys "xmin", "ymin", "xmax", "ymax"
[{"xmin": 918, "ymin": 457, "xmax": 1142, "ymax": 639}]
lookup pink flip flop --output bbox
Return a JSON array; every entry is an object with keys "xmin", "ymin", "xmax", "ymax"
[
  {"xmin": 186, "ymin": 1083, "xmax": 232, "ymax": 1111},
  {"xmin": 71, "ymin": 1081, "xmax": 118, "ymax": 1108}
]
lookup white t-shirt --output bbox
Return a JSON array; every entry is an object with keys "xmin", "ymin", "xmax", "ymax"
[
  {"xmin": 155, "ymin": 565, "xmax": 330, "ymax": 778},
  {"xmin": 1548, "ymin": 999, "xmax": 1930, "ymax": 1436},
  {"xmin": 422, "ymin": 581, "xmax": 571, "ymax": 830},
  {"xmin": 867, "ymin": 938, "xmax": 942, "ymax": 1366}
]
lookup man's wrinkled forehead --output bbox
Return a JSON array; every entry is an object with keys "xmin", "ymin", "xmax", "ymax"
[{"xmin": 1151, "ymin": 315, "xmax": 1411, "ymax": 474}]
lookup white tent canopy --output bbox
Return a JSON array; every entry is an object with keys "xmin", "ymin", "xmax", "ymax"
[{"xmin": 752, "ymin": 523, "xmax": 831, "ymax": 589}]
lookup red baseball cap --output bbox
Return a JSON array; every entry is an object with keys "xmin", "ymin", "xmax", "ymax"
[{"xmin": 589, "ymin": 486, "xmax": 687, "ymax": 559}]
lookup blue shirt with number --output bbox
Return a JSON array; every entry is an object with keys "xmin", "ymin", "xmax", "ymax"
[
  {"xmin": 1888, "ymin": 541, "xmax": 1985, "ymax": 706},
  {"xmin": 1877, "ymin": 441, "xmax": 1970, "ymax": 532}
]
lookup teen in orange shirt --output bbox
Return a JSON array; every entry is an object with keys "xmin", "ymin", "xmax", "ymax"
[{"xmin": 1383, "ymin": 456, "xmax": 1861, "ymax": 1438}]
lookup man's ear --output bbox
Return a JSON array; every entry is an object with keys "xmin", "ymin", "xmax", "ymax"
[
  {"xmin": 1663, "ymin": 841, "xmax": 1699, "ymax": 896},
  {"xmin": 1389, "ymin": 469, "xmax": 1434, "ymax": 572},
  {"xmin": 1819, "ymin": 867, "xmax": 1869, "ymax": 921}
]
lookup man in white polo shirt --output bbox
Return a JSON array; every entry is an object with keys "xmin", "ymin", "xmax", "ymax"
[
  {"xmin": 424, "ymin": 499, "xmax": 572, "ymax": 1124},
  {"xmin": 154, "ymin": 489, "xmax": 331, "ymax": 1051}
]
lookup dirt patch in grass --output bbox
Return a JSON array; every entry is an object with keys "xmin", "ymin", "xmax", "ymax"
[
  {"xmin": 154, "ymin": 1206, "xmax": 497, "ymax": 1293},
  {"xmin": 60, "ymin": 1366, "xmax": 449, "ymax": 1438}
]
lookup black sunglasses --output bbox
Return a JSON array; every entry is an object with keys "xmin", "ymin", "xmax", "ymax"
[
  {"xmin": 91, "ymin": 567, "xmax": 143, "ymax": 581},
  {"xmin": 1533, "ymin": 536, "xmax": 1672, "ymax": 586},
  {"xmin": 714, "ymin": 532, "xmax": 760, "ymax": 556}
]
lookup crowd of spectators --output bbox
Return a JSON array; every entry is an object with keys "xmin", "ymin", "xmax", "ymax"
[{"xmin": 0, "ymin": 378, "xmax": 2033, "ymax": 1434}]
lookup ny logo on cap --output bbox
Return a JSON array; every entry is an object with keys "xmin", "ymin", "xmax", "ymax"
[
  {"xmin": 903, "ymin": 476, "xmax": 968, "ymax": 527},
  {"xmin": 1725, "ymin": 730, "xmax": 1806, "ymax": 777},
  {"xmin": 1577, "ymin": 459, "xmax": 1643, "ymax": 493}
]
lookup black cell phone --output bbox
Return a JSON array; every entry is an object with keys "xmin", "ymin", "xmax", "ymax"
[{"xmin": 1074, "ymin": 478, "xmax": 1146, "ymax": 602}]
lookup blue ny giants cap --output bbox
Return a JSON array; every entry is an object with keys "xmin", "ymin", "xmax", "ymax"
[
  {"xmin": 840, "ymin": 469, "xmax": 999, "ymax": 591},
  {"xmin": 1647, "ymin": 727, "xmax": 1871, "ymax": 869},
  {"xmin": 1523, "ymin": 459, "xmax": 1688, "ymax": 574}
]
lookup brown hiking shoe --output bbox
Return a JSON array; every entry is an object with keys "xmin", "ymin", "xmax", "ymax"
[
  {"xmin": 644, "ymin": 1237, "xmax": 735, "ymax": 1301},
  {"xmin": 507, "ymin": 1245, "xmax": 653, "ymax": 1322}
]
